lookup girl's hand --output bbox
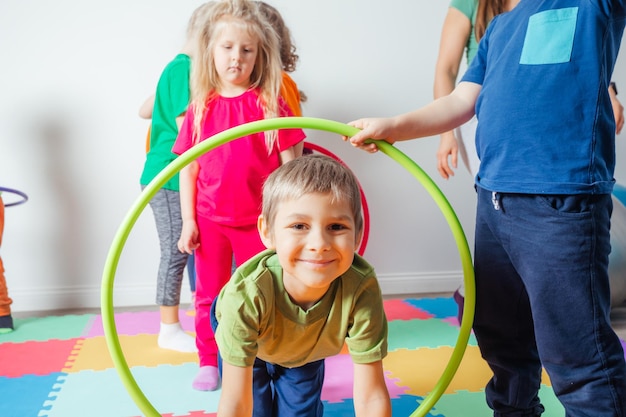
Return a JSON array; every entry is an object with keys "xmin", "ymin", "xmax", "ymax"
[
  {"xmin": 436, "ymin": 131, "xmax": 458, "ymax": 179},
  {"xmin": 611, "ymin": 93, "xmax": 624, "ymax": 135},
  {"xmin": 178, "ymin": 221, "xmax": 200, "ymax": 254}
]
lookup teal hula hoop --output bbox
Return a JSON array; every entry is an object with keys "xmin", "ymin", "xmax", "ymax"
[{"xmin": 100, "ymin": 117, "xmax": 475, "ymax": 417}]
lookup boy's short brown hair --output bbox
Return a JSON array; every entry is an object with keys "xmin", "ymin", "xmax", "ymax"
[{"xmin": 261, "ymin": 154, "xmax": 363, "ymax": 233}]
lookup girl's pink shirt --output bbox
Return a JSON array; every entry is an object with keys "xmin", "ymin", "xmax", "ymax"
[{"xmin": 173, "ymin": 89, "xmax": 305, "ymax": 226}]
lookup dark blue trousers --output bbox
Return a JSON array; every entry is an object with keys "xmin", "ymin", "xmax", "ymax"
[{"xmin": 473, "ymin": 187, "xmax": 626, "ymax": 417}]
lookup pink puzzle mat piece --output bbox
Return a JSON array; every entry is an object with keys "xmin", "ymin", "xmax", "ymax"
[
  {"xmin": 86, "ymin": 310, "xmax": 195, "ymax": 337},
  {"xmin": 442, "ymin": 317, "xmax": 461, "ymax": 327},
  {"xmin": 383, "ymin": 299, "xmax": 433, "ymax": 321},
  {"xmin": 321, "ymin": 353, "xmax": 409, "ymax": 403}
]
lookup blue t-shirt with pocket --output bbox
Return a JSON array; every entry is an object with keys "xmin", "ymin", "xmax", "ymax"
[{"xmin": 462, "ymin": 0, "xmax": 626, "ymax": 195}]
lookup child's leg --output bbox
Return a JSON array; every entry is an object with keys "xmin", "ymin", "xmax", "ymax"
[
  {"xmin": 230, "ymin": 223, "xmax": 266, "ymax": 267},
  {"xmin": 272, "ymin": 360, "xmax": 325, "ymax": 417},
  {"xmin": 187, "ymin": 251, "xmax": 196, "ymax": 297},
  {"xmin": 0, "ymin": 257, "xmax": 11, "ymax": 316},
  {"xmin": 0, "ymin": 199, "xmax": 13, "ymax": 332},
  {"xmin": 0, "ymin": 257, "xmax": 14, "ymax": 332},
  {"xmin": 209, "ymin": 300, "xmax": 221, "ymax": 375},
  {"xmin": 147, "ymin": 188, "xmax": 194, "ymax": 352},
  {"xmin": 252, "ymin": 358, "xmax": 274, "ymax": 417},
  {"xmin": 453, "ymin": 285, "xmax": 464, "ymax": 325},
  {"xmin": 192, "ymin": 216, "xmax": 232, "ymax": 391}
]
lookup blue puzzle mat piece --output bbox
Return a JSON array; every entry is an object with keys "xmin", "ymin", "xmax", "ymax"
[
  {"xmin": 0, "ymin": 373, "xmax": 66, "ymax": 417},
  {"xmin": 131, "ymin": 364, "xmax": 221, "ymax": 414},
  {"xmin": 40, "ymin": 364, "xmax": 221, "ymax": 417},
  {"xmin": 323, "ymin": 394, "xmax": 443, "ymax": 417},
  {"xmin": 390, "ymin": 394, "xmax": 445, "ymax": 416},
  {"xmin": 39, "ymin": 369, "xmax": 142, "ymax": 417},
  {"xmin": 405, "ymin": 297, "xmax": 458, "ymax": 319}
]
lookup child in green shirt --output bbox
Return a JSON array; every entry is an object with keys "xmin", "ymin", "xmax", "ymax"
[{"xmin": 212, "ymin": 154, "xmax": 391, "ymax": 417}]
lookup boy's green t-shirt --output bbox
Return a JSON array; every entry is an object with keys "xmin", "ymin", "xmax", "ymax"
[{"xmin": 214, "ymin": 249, "xmax": 388, "ymax": 368}]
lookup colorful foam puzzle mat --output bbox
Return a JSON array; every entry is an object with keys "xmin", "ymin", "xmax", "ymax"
[{"xmin": 2, "ymin": 296, "xmax": 617, "ymax": 416}]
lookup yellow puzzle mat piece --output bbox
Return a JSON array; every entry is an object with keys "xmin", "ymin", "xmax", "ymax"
[
  {"xmin": 62, "ymin": 335, "xmax": 198, "ymax": 372},
  {"xmin": 384, "ymin": 346, "xmax": 551, "ymax": 396}
]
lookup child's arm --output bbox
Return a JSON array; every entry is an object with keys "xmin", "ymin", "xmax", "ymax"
[
  {"xmin": 278, "ymin": 141, "xmax": 304, "ymax": 165},
  {"xmin": 433, "ymin": 7, "xmax": 472, "ymax": 179},
  {"xmin": 177, "ymin": 160, "xmax": 200, "ymax": 254},
  {"xmin": 352, "ymin": 360, "xmax": 391, "ymax": 417},
  {"xmin": 217, "ymin": 362, "xmax": 254, "ymax": 417},
  {"xmin": 347, "ymin": 81, "xmax": 481, "ymax": 153},
  {"xmin": 138, "ymin": 94, "xmax": 155, "ymax": 119},
  {"xmin": 0, "ymin": 196, "xmax": 4, "ymax": 247},
  {"xmin": 609, "ymin": 83, "xmax": 624, "ymax": 134}
]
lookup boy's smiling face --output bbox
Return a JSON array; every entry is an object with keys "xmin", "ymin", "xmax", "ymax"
[{"xmin": 258, "ymin": 192, "xmax": 362, "ymax": 309}]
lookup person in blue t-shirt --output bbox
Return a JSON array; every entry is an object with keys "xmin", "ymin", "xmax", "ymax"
[{"xmin": 347, "ymin": 1, "xmax": 626, "ymax": 416}]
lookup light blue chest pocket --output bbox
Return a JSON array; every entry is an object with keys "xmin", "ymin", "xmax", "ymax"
[{"xmin": 520, "ymin": 7, "xmax": 579, "ymax": 65}]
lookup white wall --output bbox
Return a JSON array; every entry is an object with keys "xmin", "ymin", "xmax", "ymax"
[{"xmin": 1, "ymin": 1, "xmax": 624, "ymax": 312}]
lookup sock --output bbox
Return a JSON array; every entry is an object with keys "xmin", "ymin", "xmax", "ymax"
[
  {"xmin": 0, "ymin": 314, "xmax": 14, "ymax": 334},
  {"xmin": 157, "ymin": 322, "xmax": 197, "ymax": 353},
  {"xmin": 192, "ymin": 366, "xmax": 220, "ymax": 391}
]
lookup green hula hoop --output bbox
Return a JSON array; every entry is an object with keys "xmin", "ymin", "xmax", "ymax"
[{"xmin": 100, "ymin": 116, "xmax": 475, "ymax": 417}]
